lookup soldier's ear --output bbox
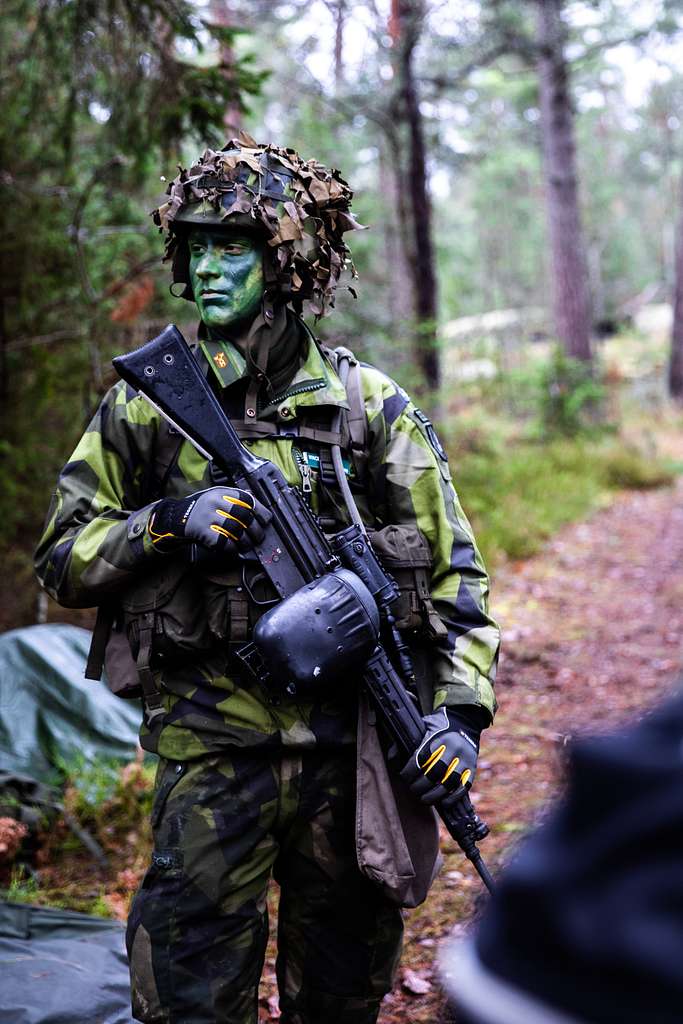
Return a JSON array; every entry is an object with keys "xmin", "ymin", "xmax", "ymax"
[{"xmin": 171, "ymin": 240, "xmax": 194, "ymax": 301}]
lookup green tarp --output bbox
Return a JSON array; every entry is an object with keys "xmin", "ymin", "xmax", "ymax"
[
  {"xmin": 0, "ymin": 624, "xmax": 141, "ymax": 782},
  {"xmin": 0, "ymin": 900, "xmax": 133, "ymax": 1023},
  {"xmin": 0, "ymin": 626, "xmax": 142, "ymax": 1021}
]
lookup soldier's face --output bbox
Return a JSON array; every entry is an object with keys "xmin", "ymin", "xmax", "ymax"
[{"xmin": 188, "ymin": 227, "xmax": 265, "ymax": 330}]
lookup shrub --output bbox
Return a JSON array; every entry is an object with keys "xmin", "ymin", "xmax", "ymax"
[
  {"xmin": 599, "ymin": 445, "xmax": 677, "ymax": 489},
  {"xmin": 538, "ymin": 347, "xmax": 606, "ymax": 436}
]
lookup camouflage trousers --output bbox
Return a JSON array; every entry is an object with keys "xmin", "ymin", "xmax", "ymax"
[{"xmin": 126, "ymin": 747, "xmax": 404, "ymax": 1024}]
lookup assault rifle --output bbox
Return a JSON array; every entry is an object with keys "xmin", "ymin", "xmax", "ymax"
[{"xmin": 113, "ymin": 325, "xmax": 495, "ymax": 894}]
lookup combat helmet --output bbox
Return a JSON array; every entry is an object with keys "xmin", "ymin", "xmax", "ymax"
[{"xmin": 152, "ymin": 132, "xmax": 363, "ymax": 318}]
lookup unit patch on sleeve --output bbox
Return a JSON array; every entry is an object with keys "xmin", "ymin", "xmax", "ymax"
[{"xmin": 413, "ymin": 409, "xmax": 448, "ymax": 462}]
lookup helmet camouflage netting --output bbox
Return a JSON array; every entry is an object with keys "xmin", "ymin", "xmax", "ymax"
[{"xmin": 152, "ymin": 132, "xmax": 364, "ymax": 318}]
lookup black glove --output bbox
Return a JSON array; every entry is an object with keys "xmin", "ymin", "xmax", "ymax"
[
  {"xmin": 400, "ymin": 707, "xmax": 482, "ymax": 805},
  {"xmin": 148, "ymin": 486, "xmax": 265, "ymax": 555}
]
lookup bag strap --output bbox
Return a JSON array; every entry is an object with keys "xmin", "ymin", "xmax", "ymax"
[
  {"xmin": 84, "ymin": 603, "xmax": 115, "ymax": 681},
  {"xmin": 323, "ymin": 344, "xmax": 369, "ymax": 483},
  {"xmin": 135, "ymin": 611, "xmax": 165, "ymax": 718}
]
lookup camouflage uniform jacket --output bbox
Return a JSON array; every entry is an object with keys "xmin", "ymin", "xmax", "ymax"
[{"xmin": 35, "ymin": 330, "xmax": 500, "ymax": 762}]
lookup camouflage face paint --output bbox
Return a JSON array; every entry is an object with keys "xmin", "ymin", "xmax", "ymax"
[{"xmin": 188, "ymin": 228, "xmax": 264, "ymax": 331}]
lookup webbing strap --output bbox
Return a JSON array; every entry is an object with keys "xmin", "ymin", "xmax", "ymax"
[
  {"xmin": 228, "ymin": 418, "xmax": 344, "ymax": 446},
  {"xmin": 152, "ymin": 425, "xmax": 184, "ymax": 495},
  {"xmin": 228, "ymin": 587, "xmax": 250, "ymax": 642},
  {"xmin": 415, "ymin": 568, "xmax": 449, "ymax": 641},
  {"xmin": 136, "ymin": 612, "xmax": 165, "ymax": 717},
  {"xmin": 333, "ymin": 347, "xmax": 368, "ymax": 482},
  {"xmin": 85, "ymin": 604, "xmax": 115, "ymax": 680},
  {"xmin": 297, "ymin": 424, "xmax": 345, "ymax": 445}
]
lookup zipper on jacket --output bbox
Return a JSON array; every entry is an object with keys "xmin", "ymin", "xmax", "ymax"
[{"xmin": 292, "ymin": 448, "xmax": 313, "ymax": 503}]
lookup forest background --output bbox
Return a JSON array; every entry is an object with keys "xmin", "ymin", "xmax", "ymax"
[
  {"xmin": 2, "ymin": 2, "xmax": 683, "ymax": 1019},
  {"xmin": 2, "ymin": 0, "xmax": 683, "ymax": 628}
]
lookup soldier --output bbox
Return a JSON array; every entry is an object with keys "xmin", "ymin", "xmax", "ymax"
[{"xmin": 35, "ymin": 136, "xmax": 500, "ymax": 1024}]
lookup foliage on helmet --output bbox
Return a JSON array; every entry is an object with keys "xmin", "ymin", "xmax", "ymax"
[{"xmin": 152, "ymin": 133, "xmax": 364, "ymax": 317}]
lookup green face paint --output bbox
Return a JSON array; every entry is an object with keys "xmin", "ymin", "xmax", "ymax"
[{"xmin": 188, "ymin": 228, "xmax": 265, "ymax": 331}]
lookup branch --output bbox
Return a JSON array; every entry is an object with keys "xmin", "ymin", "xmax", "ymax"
[
  {"xmin": 100, "ymin": 257, "xmax": 160, "ymax": 300},
  {"xmin": 418, "ymin": 41, "xmax": 514, "ymax": 91},
  {"xmin": 568, "ymin": 28, "xmax": 657, "ymax": 66},
  {"xmin": 280, "ymin": 62, "xmax": 401, "ymax": 146}
]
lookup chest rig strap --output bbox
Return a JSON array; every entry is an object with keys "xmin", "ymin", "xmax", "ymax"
[
  {"xmin": 228, "ymin": 417, "xmax": 345, "ymax": 447},
  {"xmin": 326, "ymin": 346, "xmax": 369, "ymax": 484}
]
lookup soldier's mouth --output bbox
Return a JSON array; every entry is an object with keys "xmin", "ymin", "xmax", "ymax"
[{"xmin": 200, "ymin": 291, "xmax": 228, "ymax": 302}]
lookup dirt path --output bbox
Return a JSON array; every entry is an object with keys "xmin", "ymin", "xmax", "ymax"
[{"xmin": 375, "ymin": 480, "xmax": 683, "ymax": 1024}]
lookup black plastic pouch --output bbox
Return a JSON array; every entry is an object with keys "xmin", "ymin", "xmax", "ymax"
[{"xmin": 247, "ymin": 568, "xmax": 380, "ymax": 694}]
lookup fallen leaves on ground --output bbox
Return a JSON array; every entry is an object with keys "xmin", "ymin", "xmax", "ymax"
[
  {"xmin": 402, "ymin": 968, "xmax": 432, "ymax": 995},
  {"xmin": 0, "ymin": 818, "xmax": 28, "ymax": 862},
  {"xmin": 379, "ymin": 479, "xmax": 683, "ymax": 1023}
]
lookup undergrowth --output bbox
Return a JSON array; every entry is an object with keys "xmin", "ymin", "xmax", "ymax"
[
  {"xmin": 0, "ymin": 756, "xmax": 155, "ymax": 916},
  {"xmin": 448, "ymin": 427, "xmax": 678, "ymax": 564}
]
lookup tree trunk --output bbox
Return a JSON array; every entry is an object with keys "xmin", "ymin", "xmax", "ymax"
[
  {"xmin": 536, "ymin": 0, "xmax": 592, "ymax": 363},
  {"xmin": 669, "ymin": 174, "xmax": 683, "ymax": 399},
  {"xmin": 0, "ymin": 285, "xmax": 7, "ymax": 403},
  {"xmin": 379, "ymin": 138, "xmax": 414, "ymax": 365},
  {"xmin": 334, "ymin": 0, "xmax": 346, "ymax": 90},
  {"xmin": 210, "ymin": 0, "xmax": 242, "ymax": 138},
  {"xmin": 394, "ymin": 0, "xmax": 440, "ymax": 393}
]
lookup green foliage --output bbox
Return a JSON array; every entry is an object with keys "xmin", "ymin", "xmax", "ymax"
[
  {"xmin": 599, "ymin": 445, "xmax": 678, "ymax": 489},
  {"xmin": 2, "ymin": 865, "xmax": 113, "ymax": 916},
  {"xmin": 537, "ymin": 347, "xmax": 607, "ymax": 436},
  {"xmin": 454, "ymin": 437, "xmax": 601, "ymax": 561},
  {"xmin": 3, "ymin": 865, "xmax": 40, "ymax": 904},
  {"xmin": 55, "ymin": 754, "xmax": 123, "ymax": 811},
  {"xmin": 451, "ymin": 430, "xmax": 677, "ymax": 565},
  {"xmin": 0, "ymin": 0, "xmax": 267, "ymax": 627},
  {"xmin": 60, "ymin": 757, "xmax": 155, "ymax": 835},
  {"xmin": 89, "ymin": 893, "xmax": 118, "ymax": 919}
]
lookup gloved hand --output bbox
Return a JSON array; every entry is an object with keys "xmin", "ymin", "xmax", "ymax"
[
  {"xmin": 147, "ymin": 486, "xmax": 265, "ymax": 555},
  {"xmin": 400, "ymin": 707, "xmax": 482, "ymax": 805}
]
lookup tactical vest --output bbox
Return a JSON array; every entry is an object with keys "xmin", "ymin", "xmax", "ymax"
[{"xmin": 86, "ymin": 345, "xmax": 446, "ymax": 714}]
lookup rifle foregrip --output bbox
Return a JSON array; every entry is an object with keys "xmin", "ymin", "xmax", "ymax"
[{"xmin": 363, "ymin": 648, "xmax": 494, "ymax": 890}]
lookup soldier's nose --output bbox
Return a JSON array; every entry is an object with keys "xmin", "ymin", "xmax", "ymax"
[{"xmin": 195, "ymin": 256, "xmax": 220, "ymax": 279}]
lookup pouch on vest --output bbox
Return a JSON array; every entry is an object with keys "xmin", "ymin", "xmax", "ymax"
[
  {"xmin": 369, "ymin": 523, "xmax": 448, "ymax": 711},
  {"xmin": 355, "ymin": 692, "xmax": 442, "ymax": 907},
  {"xmin": 368, "ymin": 524, "xmax": 447, "ymax": 641},
  {"xmin": 202, "ymin": 552, "xmax": 279, "ymax": 648},
  {"xmin": 122, "ymin": 559, "xmax": 213, "ymax": 663},
  {"xmin": 88, "ymin": 559, "xmax": 214, "ymax": 712}
]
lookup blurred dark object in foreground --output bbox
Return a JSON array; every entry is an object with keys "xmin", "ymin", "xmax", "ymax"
[{"xmin": 441, "ymin": 685, "xmax": 683, "ymax": 1024}]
